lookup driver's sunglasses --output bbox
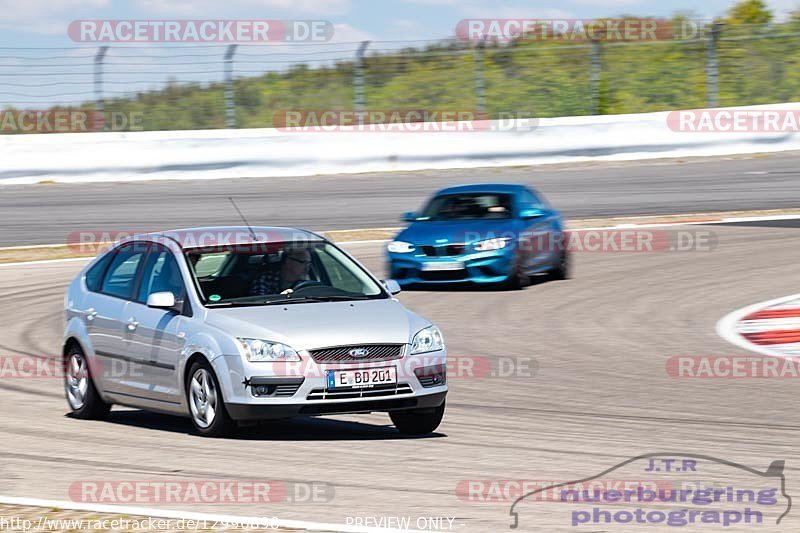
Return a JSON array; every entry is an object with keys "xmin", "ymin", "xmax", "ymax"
[{"xmin": 287, "ymin": 256, "xmax": 312, "ymax": 266}]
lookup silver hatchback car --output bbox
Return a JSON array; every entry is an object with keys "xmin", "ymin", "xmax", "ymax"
[{"xmin": 63, "ymin": 227, "xmax": 447, "ymax": 437}]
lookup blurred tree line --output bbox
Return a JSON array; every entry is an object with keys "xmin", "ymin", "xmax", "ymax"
[{"xmin": 13, "ymin": 0, "xmax": 800, "ymax": 132}]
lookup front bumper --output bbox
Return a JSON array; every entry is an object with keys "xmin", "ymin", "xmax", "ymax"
[
  {"xmin": 213, "ymin": 350, "xmax": 448, "ymax": 421},
  {"xmin": 388, "ymin": 249, "xmax": 514, "ymax": 284},
  {"xmin": 227, "ymin": 390, "xmax": 446, "ymax": 421}
]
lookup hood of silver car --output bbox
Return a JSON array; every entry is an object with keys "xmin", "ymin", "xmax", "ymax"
[{"xmin": 204, "ymin": 299, "xmax": 429, "ymax": 350}]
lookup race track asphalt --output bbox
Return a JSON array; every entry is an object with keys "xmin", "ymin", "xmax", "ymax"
[
  {"xmin": 2, "ymin": 151, "xmax": 800, "ymax": 246},
  {"xmin": 0, "ymin": 221, "xmax": 798, "ymax": 531}
]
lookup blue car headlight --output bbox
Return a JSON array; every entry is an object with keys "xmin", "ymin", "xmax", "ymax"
[
  {"xmin": 388, "ymin": 241, "xmax": 415, "ymax": 253},
  {"xmin": 410, "ymin": 326, "xmax": 445, "ymax": 354},
  {"xmin": 474, "ymin": 237, "xmax": 511, "ymax": 251}
]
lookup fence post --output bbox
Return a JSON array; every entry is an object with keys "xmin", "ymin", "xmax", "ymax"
[
  {"xmin": 589, "ymin": 37, "xmax": 602, "ymax": 115},
  {"xmin": 224, "ymin": 44, "xmax": 238, "ymax": 128},
  {"xmin": 94, "ymin": 46, "xmax": 109, "ymax": 131},
  {"xmin": 354, "ymin": 41, "xmax": 371, "ymax": 120},
  {"xmin": 474, "ymin": 38, "xmax": 486, "ymax": 116},
  {"xmin": 706, "ymin": 22, "xmax": 722, "ymax": 108}
]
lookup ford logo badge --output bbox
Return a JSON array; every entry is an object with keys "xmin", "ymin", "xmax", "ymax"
[{"xmin": 349, "ymin": 348, "xmax": 370, "ymax": 358}]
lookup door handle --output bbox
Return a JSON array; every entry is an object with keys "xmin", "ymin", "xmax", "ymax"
[
  {"xmin": 126, "ymin": 318, "xmax": 139, "ymax": 332},
  {"xmin": 85, "ymin": 308, "xmax": 97, "ymax": 321}
]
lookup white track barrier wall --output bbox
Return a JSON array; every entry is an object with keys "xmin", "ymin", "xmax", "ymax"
[{"xmin": 2, "ymin": 103, "xmax": 800, "ymax": 185}]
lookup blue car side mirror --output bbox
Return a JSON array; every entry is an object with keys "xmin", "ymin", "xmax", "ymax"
[
  {"xmin": 520, "ymin": 208, "xmax": 546, "ymax": 219},
  {"xmin": 402, "ymin": 211, "xmax": 418, "ymax": 222}
]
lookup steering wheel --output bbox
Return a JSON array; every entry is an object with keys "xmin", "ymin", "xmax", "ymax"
[{"xmin": 291, "ymin": 279, "xmax": 323, "ymax": 291}]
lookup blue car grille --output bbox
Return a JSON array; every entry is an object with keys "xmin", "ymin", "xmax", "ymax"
[
  {"xmin": 421, "ymin": 244, "xmax": 466, "ymax": 257},
  {"xmin": 419, "ymin": 270, "xmax": 469, "ymax": 281}
]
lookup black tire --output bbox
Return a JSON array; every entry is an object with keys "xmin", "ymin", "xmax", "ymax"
[
  {"xmin": 64, "ymin": 344, "xmax": 111, "ymax": 420},
  {"xmin": 501, "ymin": 250, "xmax": 528, "ymax": 290},
  {"xmin": 186, "ymin": 360, "xmax": 236, "ymax": 438},
  {"xmin": 390, "ymin": 401, "xmax": 445, "ymax": 435},
  {"xmin": 549, "ymin": 250, "xmax": 570, "ymax": 280}
]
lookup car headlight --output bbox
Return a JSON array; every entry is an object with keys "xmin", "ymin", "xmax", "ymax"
[
  {"xmin": 388, "ymin": 241, "xmax": 415, "ymax": 253},
  {"xmin": 474, "ymin": 237, "xmax": 511, "ymax": 251},
  {"xmin": 237, "ymin": 338, "xmax": 300, "ymax": 362},
  {"xmin": 410, "ymin": 326, "xmax": 445, "ymax": 354}
]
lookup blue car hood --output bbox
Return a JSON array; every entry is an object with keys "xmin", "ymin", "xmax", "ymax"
[{"xmin": 396, "ymin": 219, "xmax": 519, "ymax": 245}]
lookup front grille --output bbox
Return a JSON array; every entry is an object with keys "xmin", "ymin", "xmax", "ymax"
[
  {"xmin": 308, "ymin": 344, "xmax": 404, "ymax": 364},
  {"xmin": 415, "ymin": 365, "xmax": 447, "ymax": 388},
  {"xmin": 306, "ymin": 383, "xmax": 413, "ymax": 401},
  {"xmin": 422, "ymin": 244, "xmax": 466, "ymax": 257},
  {"xmin": 274, "ymin": 384, "xmax": 301, "ymax": 397},
  {"xmin": 419, "ymin": 270, "xmax": 468, "ymax": 281},
  {"xmin": 417, "ymin": 376, "xmax": 438, "ymax": 387},
  {"xmin": 250, "ymin": 379, "xmax": 304, "ymax": 398},
  {"xmin": 393, "ymin": 268, "xmax": 410, "ymax": 279}
]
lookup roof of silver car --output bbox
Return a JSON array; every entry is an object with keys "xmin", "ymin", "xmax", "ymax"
[{"xmin": 139, "ymin": 226, "xmax": 325, "ymax": 249}]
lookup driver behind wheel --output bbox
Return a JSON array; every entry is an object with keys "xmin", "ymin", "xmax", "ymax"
[{"xmin": 250, "ymin": 246, "xmax": 312, "ymax": 296}]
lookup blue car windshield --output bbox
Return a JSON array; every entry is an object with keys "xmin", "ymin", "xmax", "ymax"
[{"xmin": 419, "ymin": 193, "xmax": 513, "ymax": 221}]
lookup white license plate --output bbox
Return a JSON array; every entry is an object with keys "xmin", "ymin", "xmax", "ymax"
[
  {"xmin": 326, "ymin": 367, "xmax": 397, "ymax": 389},
  {"xmin": 421, "ymin": 261, "xmax": 464, "ymax": 271}
]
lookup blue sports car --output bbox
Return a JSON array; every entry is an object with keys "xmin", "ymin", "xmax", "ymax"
[{"xmin": 387, "ymin": 184, "xmax": 569, "ymax": 289}]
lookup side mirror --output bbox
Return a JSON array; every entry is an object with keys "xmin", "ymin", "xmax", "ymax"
[
  {"xmin": 147, "ymin": 291, "xmax": 177, "ymax": 309},
  {"xmin": 402, "ymin": 211, "xmax": 418, "ymax": 222},
  {"xmin": 382, "ymin": 279, "xmax": 402, "ymax": 295},
  {"xmin": 520, "ymin": 207, "xmax": 545, "ymax": 219}
]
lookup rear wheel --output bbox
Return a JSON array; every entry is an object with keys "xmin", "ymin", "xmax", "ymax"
[
  {"xmin": 390, "ymin": 401, "xmax": 445, "ymax": 435},
  {"xmin": 64, "ymin": 345, "xmax": 111, "ymax": 420},
  {"xmin": 187, "ymin": 361, "xmax": 236, "ymax": 438}
]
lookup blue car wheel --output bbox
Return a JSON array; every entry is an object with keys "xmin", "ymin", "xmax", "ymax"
[
  {"xmin": 549, "ymin": 249, "xmax": 570, "ymax": 280},
  {"xmin": 501, "ymin": 247, "xmax": 529, "ymax": 290}
]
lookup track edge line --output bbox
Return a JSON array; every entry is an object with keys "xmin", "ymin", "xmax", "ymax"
[{"xmin": 0, "ymin": 495, "xmax": 422, "ymax": 533}]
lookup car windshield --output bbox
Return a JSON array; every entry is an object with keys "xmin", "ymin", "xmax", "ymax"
[
  {"xmin": 418, "ymin": 193, "xmax": 513, "ymax": 221},
  {"xmin": 184, "ymin": 241, "xmax": 387, "ymax": 306}
]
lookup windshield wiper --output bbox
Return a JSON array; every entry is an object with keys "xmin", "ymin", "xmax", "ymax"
[
  {"xmin": 262, "ymin": 296, "xmax": 329, "ymax": 305},
  {"xmin": 309, "ymin": 294, "xmax": 373, "ymax": 301},
  {"xmin": 262, "ymin": 295, "xmax": 374, "ymax": 304},
  {"xmin": 205, "ymin": 301, "xmax": 263, "ymax": 308},
  {"xmin": 209, "ymin": 295, "xmax": 375, "ymax": 307}
]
